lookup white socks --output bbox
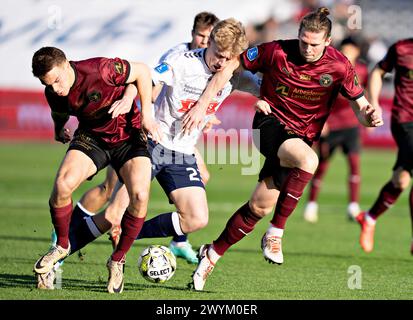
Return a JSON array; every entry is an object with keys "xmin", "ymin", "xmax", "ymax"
[
  {"xmin": 267, "ymin": 224, "xmax": 284, "ymax": 238},
  {"xmin": 208, "ymin": 245, "xmax": 221, "ymax": 264},
  {"xmin": 365, "ymin": 211, "xmax": 377, "ymax": 225}
]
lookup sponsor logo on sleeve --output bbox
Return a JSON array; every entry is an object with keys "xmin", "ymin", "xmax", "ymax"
[
  {"xmin": 247, "ymin": 46, "xmax": 258, "ymax": 61},
  {"xmin": 354, "ymin": 74, "xmax": 360, "ymax": 86},
  {"xmin": 154, "ymin": 63, "xmax": 169, "ymax": 74},
  {"xmin": 114, "ymin": 61, "xmax": 124, "ymax": 74}
]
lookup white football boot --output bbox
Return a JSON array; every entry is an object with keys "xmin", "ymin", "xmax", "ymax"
[
  {"xmin": 106, "ymin": 258, "xmax": 125, "ymax": 293},
  {"xmin": 191, "ymin": 244, "xmax": 215, "ymax": 291},
  {"xmin": 261, "ymin": 233, "xmax": 283, "ymax": 264},
  {"xmin": 34, "ymin": 244, "xmax": 70, "ymax": 274}
]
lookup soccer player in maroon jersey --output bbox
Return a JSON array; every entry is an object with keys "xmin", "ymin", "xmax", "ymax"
[
  {"xmin": 303, "ymin": 37, "xmax": 369, "ymax": 223},
  {"xmin": 31, "ymin": 47, "xmax": 162, "ymax": 293},
  {"xmin": 65, "ymin": 12, "xmax": 220, "ymax": 264},
  {"xmin": 356, "ymin": 38, "xmax": 413, "ymax": 254},
  {"xmin": 188, "ymin": 7, "xmax": 383, "ymax": 291}
]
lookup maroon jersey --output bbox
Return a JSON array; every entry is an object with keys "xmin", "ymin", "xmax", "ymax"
[
  {"xmin": 378, "ymin": 38, "xmax": 413, "ymax": 123},
  {"xmin": 327, "ymin": 62, "xmax": 368, "ymax": 130},
  {"xmin": 45, "ymin": 57, "xmax": 141, "ymax": 148},
  {"xmin": 241, "ymin": 40, "xmax": 364, "ymax": 141}
]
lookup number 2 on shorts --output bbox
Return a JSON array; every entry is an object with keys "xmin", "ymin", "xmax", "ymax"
[{"xmin": 186, "ymin": 167, "xmax": 200, "ymax": 181}]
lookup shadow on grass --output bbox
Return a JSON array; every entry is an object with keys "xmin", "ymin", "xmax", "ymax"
[
  {"xmin": 0, "ymin": 273, "xmax": 109, "ymax": 293},
  {"xmin": 0, "ymin": 273, "xmax": 193, "ymax": 294},
  {"xmin": 0, "ymin": 273, "xmax": 37, "ymax": 290}
]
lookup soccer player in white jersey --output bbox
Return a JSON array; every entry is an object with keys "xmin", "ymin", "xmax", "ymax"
[
  {"xmin": 130, "ymin": 17, "xmax": 259, "ymax": 257},
  {"xmin": 41, "ymin": 18, "xmax": 261, "ymax": 293},
  {"xmin": 49, "ymin": 12, "xmax": 220, "ymax": 265}
]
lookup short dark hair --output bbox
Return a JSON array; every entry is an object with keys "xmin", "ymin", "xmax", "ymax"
[
  {"xmin": 340, "ymin": 36, "xmax": 361, "ymax": 49},
  {"xmin": 192, "ymin": 12, "xmax": 219, "ymax": 32},
  {"xmin": 299, "ymin": 7, "xmax": 332, "ymax": 38},
  {"xmin": 32, "ymin": 46, "xmax": 67, "ymax": 78}
]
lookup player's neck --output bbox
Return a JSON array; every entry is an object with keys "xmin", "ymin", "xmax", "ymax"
[{"xmin": 68, "ymin": 63, "xmax": 76, "ymax": 88}]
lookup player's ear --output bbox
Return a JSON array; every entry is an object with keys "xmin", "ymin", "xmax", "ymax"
[{"xmin": 325, "ymin": 35, "xmax": 332, "ymax": 46}]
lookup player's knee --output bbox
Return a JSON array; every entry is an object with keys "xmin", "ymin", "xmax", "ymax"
[
  {"xmin": 180, "ymin": 208, "xmax": 209, "ymax": 233},
  {"xmin": 300, "ymin": 152, "xmax": 319, "ymax": 173},
  {"xmin": 393, "ymin": 172, "xmax": 411, "ymax": 190},
  {"xmin": 184, "ymin": 217, "xmax": 208, "ymax": 233},
  {"xmin": 195, "ymin": 214, "xmax": 209, "ymax": 231},
  {"xmin": 248, "ymin": 201, "xmax": 271, "ymax": 218},
  {"xmin": 54, "ymin": 174, "xmax": 77, "ymax": 198},
  {"xmin": 130, "ymin": 189, "xmax": 150, "ymax": 207}
]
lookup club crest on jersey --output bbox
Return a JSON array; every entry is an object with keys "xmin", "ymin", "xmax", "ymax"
[
  {"xmin": 114, "ymin": 61, "xmax": 124, "ymax": 75},
  {"xmin": 88, "ymin": 91, "xmax": 101, "ymax": 102},
  {"xmin": 319, "ymin": 74, "xmax": 333, "ymax": 87},
  {"xmin": 155, "ymin": 63, "xmax": 169, "ymax": 74},
  {"xmin": 247, "ymin": 47, "xmax": 258, "ymax": 61},
  {"xmin": 354, "ymin": 74, "xmax": 360, "ymax": 86}
]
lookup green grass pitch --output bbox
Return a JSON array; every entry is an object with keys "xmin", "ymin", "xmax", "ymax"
[{"xmin": 0, "ymin": 142, "xmax": 412, "ymax": 300}]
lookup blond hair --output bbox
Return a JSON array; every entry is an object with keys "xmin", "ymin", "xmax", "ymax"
[
  {"xmin": 299, "ymin": 7, "xmax": 332, "ymax": 38},
  {"xmin": 210, "ymin": 18, "xmax": 248, "ymax": 57}
]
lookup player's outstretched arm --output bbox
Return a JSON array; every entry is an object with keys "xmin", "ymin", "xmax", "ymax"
[
  {"xmin": 128, "ymin": 62, "xmax": 163, "ymax": 142},
  {"xmin": 351, "ymin": 95, "xmax": 384, "ymax": 127},
  {"xmin": 182, "ymin": 58, "xmax": 241, "ymax": 135},
  {"xmin": 368, "ymin": 66, "xmax": 387, "ymax": 109},
  {"xmin": 108, "ymin": 83, "xmax": 138, "ymax": 118}
]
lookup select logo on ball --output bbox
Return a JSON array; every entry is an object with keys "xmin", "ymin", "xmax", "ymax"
[{"xmin": 138, "ymin": 245, "xmax": 177, "ymax": 283}]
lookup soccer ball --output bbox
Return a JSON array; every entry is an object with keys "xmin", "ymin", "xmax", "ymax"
[{"xmin": 138, "ymin": 245, "xmax": 176, "ymax": 283}]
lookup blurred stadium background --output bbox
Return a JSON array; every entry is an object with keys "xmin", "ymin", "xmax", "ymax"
[
  {"xmin": 0, "ymin": 0, "xmax": 412, "ymax": 300},
  {"xmin": 1, "ymin": 0, "xmax": 412, "ymax": 146}
]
